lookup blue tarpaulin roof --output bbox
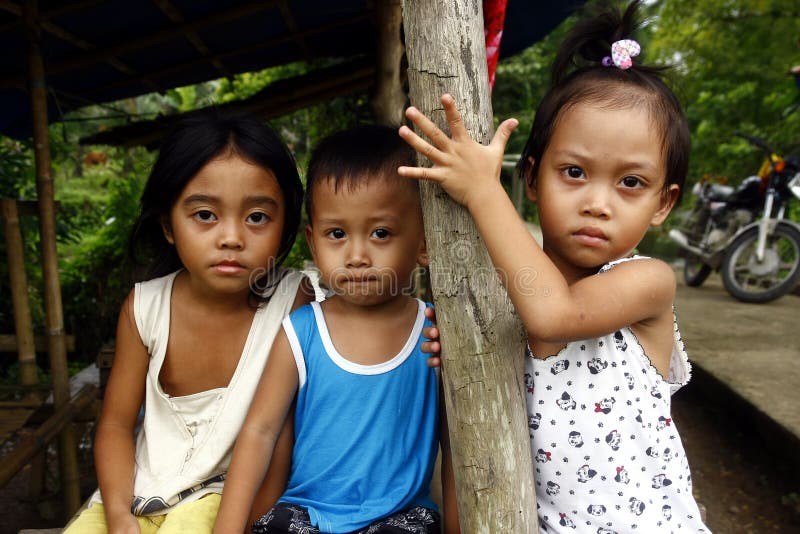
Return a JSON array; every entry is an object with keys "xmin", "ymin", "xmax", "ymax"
[{"xmin": 0, "ymin": 0, "xmax": 583, "ymax": 141}]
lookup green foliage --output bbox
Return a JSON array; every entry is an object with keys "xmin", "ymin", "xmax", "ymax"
[
  {"xmin": 60, "ymin": 170, "xmax": 146, "ymax": 361},
  {"xmin": 0, "ymin": 137, "xmax": 35, "ymax": 198},
  {"xmin": 492, "ymin": 0, "xmax": 800, "ymax": 241},
  {"xmin": 647, "ymin": 0, "xmax": 800, "ymax": 187},
  {"xmin": 10, "ymin": 0, "xmax": 797, "ymax": 376}
]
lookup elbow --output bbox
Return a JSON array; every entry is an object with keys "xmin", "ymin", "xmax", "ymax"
[{"xmin": 524, "ymin": 311, "xmax": 585, "ymax": 344}]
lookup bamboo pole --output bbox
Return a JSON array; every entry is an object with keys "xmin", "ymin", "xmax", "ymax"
[
  {"xmin": 402, "ymin": 1, "xmax": 537, "ymax": 532},
  {"xmin": 0, "ymin": 199, "xmax": 38, "ymax": 387},
  {"xmin": 22, "ymin": 0, "xmax": 81, "ymax": 516},
  {"xmin": 0, "ymin": 384, "xmax": 96, "ymax": 488}
]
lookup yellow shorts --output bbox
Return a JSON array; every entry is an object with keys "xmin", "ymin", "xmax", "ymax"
[{"xmin": 63, "ymin": 493, "xmax": 221, "ymax": 534}]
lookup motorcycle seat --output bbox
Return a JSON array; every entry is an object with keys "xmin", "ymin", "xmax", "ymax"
[{"xmin": 703, "ymin": 182, "xmax": 734, "ymax": 201}]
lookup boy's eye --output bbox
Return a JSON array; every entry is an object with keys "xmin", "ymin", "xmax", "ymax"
[
  {"xmin": 620, "ymin": 176, "xmax": 644, "ymax": 188},
  {"xmin": 372, "ymin": 228, "xmax": 390, "ymax": 239},
  {"xmin": 246, "ymin": 212, "xmax": 269, "ymax": 225},
  {"xmin": 565, "ymin": 166, "xmax": 585, "ymax": 179},
  {"xmin": 193, "ymin": 210, "xmax": 216, "ymax": 222},
  {"xmin": 328, "ymin": 228, "xmax": 346, "ymax": 239}
]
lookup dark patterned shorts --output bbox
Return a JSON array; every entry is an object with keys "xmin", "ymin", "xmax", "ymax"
[{"xmin": 251, "ymin": 502, "xmax": 441, "ymax": 534}]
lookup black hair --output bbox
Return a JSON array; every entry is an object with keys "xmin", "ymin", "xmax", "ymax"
[
  {"xmin": 517, "ymin": 0, "xmax": 690, "ymax": 205},
  {"xmin": 129, "ymin": 111, "xmax": 303, "ymax": 287},
  {"xmin": 304, "ymin": 124, "xmax": 417, "ymax": 221}
]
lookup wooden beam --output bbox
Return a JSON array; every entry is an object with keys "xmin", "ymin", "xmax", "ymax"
[
  {"xmin": 0, "ymin": 0, "xmax": 161, "ymax": 93},
  {"xmin": 151, "ymin": 0, "xmax": 232, "ymax": 79},
  {"xmin": 1, "ymin": 0, "xmax": 283, "ymax": 88},
  {"xmin": 22, "ymin": 0, "xmax": 81, "ymax": 515},
  {"xmin": 402, "ymin": 0, "xmax": 538, "ymax": 531},
  {"xmin": 80, "ymin": 13, "xmax": 369, "ymax": 101},
  {"xmin": 81, "ymin": 59, "xmax": 374, "ymax": 148},
  {"xmin": 0, "ymin": 384, "xmax": 97, "ymax": 488},
  {"xmin": 0, "ymin": 200, "xmax": 38, "ymax": 387},
  {"xmin": 277, "ymin": 0, "xmax": 311, "ymax": 62},
  {"xmin": 0, "ymin": 334, "xmax": 77, "ymax": 353}
]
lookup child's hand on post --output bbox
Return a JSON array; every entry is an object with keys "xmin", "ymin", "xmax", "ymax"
[
  {"xmin": 398, "ymin": 94, "xmax": 518, "ymax": 211},
  {"xmin": 421, "ymin": 306, "xmax": 442, "ymax": 368}
]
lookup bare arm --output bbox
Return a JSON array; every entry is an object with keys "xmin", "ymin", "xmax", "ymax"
[
  {"xmin": 439, "ymin": 384, "xmax": 460, "ymax": 534},
  {"xmin": 94, "ymin": 291, "xmax": 147, "ymax": 534},
  {"xmin": 247, "ymin": 402, "xmax": 294, "ymax": 526},
  {"xmin": 398, "ymin": 95, "xmax": 676, "ymax": 343},
  {"xmin": 245, "ymin": 277, "xmax": 310, "ymax": 525},
  {"xmin": 213, "ymin": 330, "xmax": 299, "ymax": 534}
]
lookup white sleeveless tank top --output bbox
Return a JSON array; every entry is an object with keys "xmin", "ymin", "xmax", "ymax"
[{"xmin": 91, "ymin": 269, "xmax": 304, "ymax": 515}]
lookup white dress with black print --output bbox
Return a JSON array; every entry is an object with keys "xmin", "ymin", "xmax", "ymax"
[{"xmin": 524, "ymin": 257, "xmax": 710, "ymax": 533}]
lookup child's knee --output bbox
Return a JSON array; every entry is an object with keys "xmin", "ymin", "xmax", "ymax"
[
  {"xmin": 62, "ymin": 502, "xmax": 108, "ymax": 534},
  {"xmin": 158, "ymin": 493, "xmax": 221, "ymax": 533}
]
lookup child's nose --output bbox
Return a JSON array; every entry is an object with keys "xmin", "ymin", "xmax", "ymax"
[
  {"xmin": 581, "ymin": 186, "xmax": 612, "ymax": 218},
  {"xmin": 345, "ymin": 239, "xmax": 370, "ymax": 268},
  {"xmin": 218, "ymin": 220, "xmax": 244, "ymax": 249}
]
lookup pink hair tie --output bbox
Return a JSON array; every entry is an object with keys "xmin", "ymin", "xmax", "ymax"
[{"xmin": 603, "ymin": 39, "xmax": 641, "ymax": 70}]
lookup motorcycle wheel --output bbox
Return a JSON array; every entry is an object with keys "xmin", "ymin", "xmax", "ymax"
[
  {"xmin": 683, "ymin": 254, "xmax": 712, "ymax": 287},
  {"xmin": 721, "ymin": 223, "xmax": 800, "ymax": 303}
]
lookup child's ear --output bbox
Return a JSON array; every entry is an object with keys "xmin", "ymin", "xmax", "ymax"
[
  {"xmin": 417, "ymin": 237, "xmax": 429, "ymax": 267},
  {"xmin": 651, "ymin": 184, "xmax": 680, "ymax": 226},
  {"xmin": 524, "ymin": 156, "xmax": 537, "ymax": 203},
  {"xmin": 305, "ymin": 225, "xmax": 317, "ymax": 260},
  {"xmin": 160, "ymin": 216, "xmax": 174, "ymax": 244}
]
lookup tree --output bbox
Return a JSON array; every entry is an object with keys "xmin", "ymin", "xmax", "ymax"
[
  {"xmin": 647, "ymin": 0, "xmax": 800, "ymax": 188},
  {"xmin": 402, "ymin": 1, "xmax": 537, "ymax": 531}
]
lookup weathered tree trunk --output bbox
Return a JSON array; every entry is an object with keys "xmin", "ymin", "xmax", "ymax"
[
  {"xmin": 372, "ymin": 0, "xmax": 406, "ymax": 125},
  {"xmin": 401, "ymin": 1, "xmax": 538, "ymax": 532}
]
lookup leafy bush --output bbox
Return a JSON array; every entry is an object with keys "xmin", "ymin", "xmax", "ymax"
[{"xmin": 60, "ymin": 170, "xmax": 145, "ymax": 363}]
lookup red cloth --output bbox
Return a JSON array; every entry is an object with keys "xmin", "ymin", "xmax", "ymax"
[{"xmin": 483, "ymin": 0, "xmax": 508, "ymax": 91}]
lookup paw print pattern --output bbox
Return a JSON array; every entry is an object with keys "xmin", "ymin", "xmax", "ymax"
[{"xmin": 523, "ymin": 307, "xmax": 706, "ymax": 532}]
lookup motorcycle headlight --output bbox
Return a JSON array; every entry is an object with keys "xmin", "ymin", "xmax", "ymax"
[{"xmin": 790, "ymin": 172, "xmax": 800, "ymax": 199}]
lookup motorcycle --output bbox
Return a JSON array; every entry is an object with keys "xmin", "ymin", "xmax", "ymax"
[{"xmin": 669, "ymin": 131, "xmax": 800, "ymax": 303}]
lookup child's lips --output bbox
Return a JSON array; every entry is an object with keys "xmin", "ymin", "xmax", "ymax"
[
  {"xmin": 214, "ymin": 259, "xmax": 245, "ymax": 274},
  {"xmin": 573, "ymin": 227, "xmax": 608, "ymax": 246}
]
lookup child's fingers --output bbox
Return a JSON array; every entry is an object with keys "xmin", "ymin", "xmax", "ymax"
[
  {"xmin": 426, "ymin": 355, "xmax": 443, "ymax": 369},
  {"xmin": 489, "ymin": 118, "xmax": 519, "ymax": 151},
  {"xmin": 398, "ymin": 125, "xmax": 445, "ymax": 164},
  {"xmin": 420, "ymin": 340, "xmax": 441, "ymax": 355},
  {"xmin": 404, "ymin": 106, "xmax": 451, "ymax": 151},
  {"xmin": 397, "ymin": 164, "xmax": 448, "ymax": 184},
  {"xmin": 422, "ymin": 326, "xmax": 439, "ymax": 343},
  {"xmin": 441, "ymin": 94, "xmax": 469, "ymax": 142}
]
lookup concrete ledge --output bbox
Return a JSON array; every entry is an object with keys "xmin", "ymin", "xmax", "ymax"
[{"xmin": 674, "ymin": 272, "xmax": 800, "ymax": 476}]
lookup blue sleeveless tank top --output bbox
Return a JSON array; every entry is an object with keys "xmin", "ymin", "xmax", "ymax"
[{"xmin": 279, "ymin": 300, "xmax": 439, "ymax": 532}]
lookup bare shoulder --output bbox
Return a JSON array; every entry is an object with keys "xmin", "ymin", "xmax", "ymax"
[
  {"xmin": 290, "ymin": 275, "xmax": 315, "ymax": 311},
  {"xmin": 604, "ymin": 257, "xmax": 676, "ymax": 298},
  {"xmin": 117, "ymin": 288, "xmax": 139, "ymax": 338}
]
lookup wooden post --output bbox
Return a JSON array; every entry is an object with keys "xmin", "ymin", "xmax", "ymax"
[
  {"xmin": 1, "ymin": 199, "xmax": 38, "ymax": 387},
  {"xmin": 371, "ymin": 0, "xmax": 406, "ymax": 125},
  {"xmin": 0, "ymin": 384, "xmax": 97, "ymax": 488},
  {"xmin": 22, "ymin": 0, "xmax": 82, "ymax": 516},
  {"xmin": 401, "ymin": 1, "xmax": 538, "ymax": 532}
]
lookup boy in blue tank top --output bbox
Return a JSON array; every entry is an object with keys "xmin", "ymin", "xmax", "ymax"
[{"xmin": 214, "ymin": 125, "xmax": 459, "ymax": 534}]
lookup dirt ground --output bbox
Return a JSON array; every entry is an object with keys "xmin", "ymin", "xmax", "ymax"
[{"xmin": 1, "ymin": 382, "xmax": 799, "ymax": 534}]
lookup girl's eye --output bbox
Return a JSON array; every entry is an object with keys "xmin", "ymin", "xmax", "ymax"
[
  {"xmin": 565, "ymin": 166, "xmax": 585, "ymax": 179},
  {"xmin": 328, "ymin": 228, "xmax": 346, "ymax": 240},
  {"xmin": 246, "ymin": 212, "xmax": 269, "ymax": 225},
  {"xmin": 620, "ymin": 176, "xmax": 644, "ymax": 188},
  {"xmin": 372, "ymin": 228, "xmax": 390, "ymax": 239},
  {"xmin": 193, "ymin": 210, "xmax": 216, "ymax": 222}
]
